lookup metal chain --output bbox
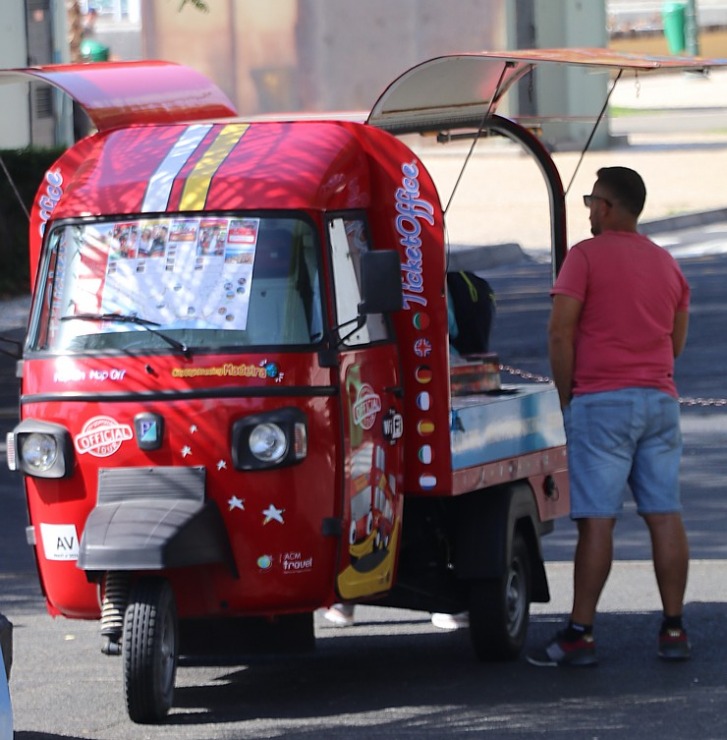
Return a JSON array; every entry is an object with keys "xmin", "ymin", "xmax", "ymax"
[
  {"xmin": 499, "ymin": 365, "xmax": 727, "ymax": 408},
  {"xmin": 499, "ymin": 364, "xmax": 553, "ymax": 385},
  {"xmin": 678, "ymin": 397, "xmax": 727, "ymax": 408}
]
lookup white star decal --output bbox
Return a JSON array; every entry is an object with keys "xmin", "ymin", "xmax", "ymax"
[
  {"xmin": 181, "ymin": 445, "xmax": 192, "ymax": 457},
  {"xmin": 262, "ymin": 503, "xmax": 285, "ymax": 525},
  {"xmin": 228, "ymin": 496, "xmax": 245, "ymax": 511},
  {"xmin": 216, "ymin": 459, "xmax": 227, "ymax": 471}
]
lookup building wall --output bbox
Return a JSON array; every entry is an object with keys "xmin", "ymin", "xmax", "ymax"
[
  {"xmin": 141, "ymin": 1, "xmax": 239, "ymax": 110},
  {"xmin": 138, "ymin": 0, "xmax": 611, "ymax": 150},
  {"xmin": 2, "ymin": 1, "xmax": 615, "ymax": 150},
  {"xmin": 533, "ymin": 0, "xmax": 609, "ymax": 149},
  {"xmin": 295, "ymin": 0, "xmax": 507, "ymax": 113},
  {"xmin": 141, "ymin": 0, "xmax": 507, "ymax": 116},
  {"xmin": 0, "ymin": 0, "xmax": 30, "ymax": 148}
]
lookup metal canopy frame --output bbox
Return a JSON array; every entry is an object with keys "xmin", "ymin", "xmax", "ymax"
[{"xmin": 367, "ymin": 48, "xmax": 727, "ymax": 134}]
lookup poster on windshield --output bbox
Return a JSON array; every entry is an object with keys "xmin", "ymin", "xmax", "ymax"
[{"xmin": 75, "ymin": 216, "xmax": 259, "ymax": 330}]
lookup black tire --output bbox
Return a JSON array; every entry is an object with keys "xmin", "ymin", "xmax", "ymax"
[
  {"xmin": 469, "ymin": 531, "xmax": 531, "ymax": 661},
  {"xmin": 123, "ymin": 578, "xmax": 178, "ymax": 724}
]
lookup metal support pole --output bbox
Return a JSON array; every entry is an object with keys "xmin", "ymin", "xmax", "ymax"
[{"xmin": 685, "ymin": 0, "xmax": 700, "ymax": 56}]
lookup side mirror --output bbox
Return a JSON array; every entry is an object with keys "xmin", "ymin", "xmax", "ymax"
[{"xmin": 358, "ymin": 250, "xmax": 403, "ymax": 315}]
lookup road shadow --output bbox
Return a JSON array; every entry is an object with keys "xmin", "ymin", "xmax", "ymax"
[{"xmin": 147, "ymin": 602, "xmax": 727, "ymax": 738}]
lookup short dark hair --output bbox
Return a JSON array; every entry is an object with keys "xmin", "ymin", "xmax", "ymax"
[{"xmin": 596, "ymin": 166, "xmax": 646, "ymax": 217}]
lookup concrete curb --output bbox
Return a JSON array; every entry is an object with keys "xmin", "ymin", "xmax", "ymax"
[{"xmin": 639, "ymin": 206, "xmax": 727, "ymax": 236}]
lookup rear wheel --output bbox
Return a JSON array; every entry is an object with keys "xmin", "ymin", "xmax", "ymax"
[
  {"xmin": 469, "ymin": 531, "xmax": 531, "ymax": 661},
  {"xmin": 123, "ymin": 578, "xmax": 178, "ymax": 724}
]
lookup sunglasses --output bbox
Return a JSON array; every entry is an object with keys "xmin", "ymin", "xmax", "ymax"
[{"xmin": 583, "ymin": 194, "xmax": 613, "ymax": 208}]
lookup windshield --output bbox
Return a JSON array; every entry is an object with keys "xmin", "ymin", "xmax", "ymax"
[{"xmin": 29, "ymin": 215, "xmax": 323, "ymax": 354}]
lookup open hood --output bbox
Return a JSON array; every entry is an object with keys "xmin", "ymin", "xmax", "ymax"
[
  {"xmin": 367, "ymin": 48, "xmax": 727, "ymax": 134},
  {"xmin": 0, "ymin": 60, "xmax": 237, "ymax": 132}
]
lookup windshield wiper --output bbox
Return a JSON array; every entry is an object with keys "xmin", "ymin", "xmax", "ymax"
[{"xmin": 60, "ymin": 313, "xmax": 191, "ymax": 357}]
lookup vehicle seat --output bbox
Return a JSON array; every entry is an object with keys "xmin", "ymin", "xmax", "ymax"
[{"xmin": 246, "ymin": 229, "xmax": 309, "ymax": 344}]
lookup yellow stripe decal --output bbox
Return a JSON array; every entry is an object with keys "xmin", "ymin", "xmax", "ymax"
[{"xmin": 179, "ymin": 123, "xmax": 249, "ymax": 210}]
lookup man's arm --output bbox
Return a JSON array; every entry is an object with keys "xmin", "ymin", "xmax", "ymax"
[
  {"xmin": 672, "ymin": 310, "xmax": 689, "ymax": 358},
  {"xmin": 548, "ymin": 294, "xmax": 583, "ymax": 409}
]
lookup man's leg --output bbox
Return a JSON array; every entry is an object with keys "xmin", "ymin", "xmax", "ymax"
[
  {"xmin": 643, "ymin": 512, "xmax": 689, "ymax": 616},
  {"xmin": 570, "ymin": 517, "xmax": 617, "ymax": 625},
  {"xmin": 643, "ymin": 512, "xmax": 691, "ymax": 660},
  {"xmin": 526, "ymin": 515, "xmax": 613, "ymax": 667},
  {"xmin": 630, "ymin": 391, "xmax": 687, "ymax": 616}
]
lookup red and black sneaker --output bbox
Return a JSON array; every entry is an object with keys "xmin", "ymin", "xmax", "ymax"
[
  {"xmin": 658, "ymin": 627, "xmax": 691, "ymax": 661},
  {"xmin": 526, "ymin": 630, "xmax": 598, "ymax": 667}
]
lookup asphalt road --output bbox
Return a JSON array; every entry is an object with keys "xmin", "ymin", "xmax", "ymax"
[{"xmin": 2, "ymin": 244, "xmax": 727, "ymax": 739}]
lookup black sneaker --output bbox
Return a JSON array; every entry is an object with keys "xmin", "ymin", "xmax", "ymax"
[
  {"xmin": 527, "ymin": 630, "xmax": 598, "ymax": 667},
  {"xmin": 658, "ymin": 627, "xmax": 691, "ymax": 661}
]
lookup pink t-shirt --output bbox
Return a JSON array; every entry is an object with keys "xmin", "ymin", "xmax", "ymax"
[{"xmin": 551, "ymin": 230, "xmax": 690, "ymax": 398}]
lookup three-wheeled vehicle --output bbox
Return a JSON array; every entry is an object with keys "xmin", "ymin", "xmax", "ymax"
[{"xmin": 4, "ymin": 49, "xmax": 725, "ymax": 723}]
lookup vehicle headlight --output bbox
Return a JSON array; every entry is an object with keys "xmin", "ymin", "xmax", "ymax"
[
  {"xmin": 249, "ymin": 423, "xmax": 288, "ymax": 463},
  {"xmin": 231, "ymin": 408, "xmax": 307, "ymax": 470},
  {"xmin": 8, "ymin": 419, "xmax": 74, "ymax": 478},
  {"xmin": 21, "ymin": 433, "xmax": 59, "ymax": 471}
]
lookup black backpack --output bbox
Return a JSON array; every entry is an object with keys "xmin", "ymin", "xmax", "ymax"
[{"xmin": 446, "ymin": 271, "xmax": 496, "ymax": 355}]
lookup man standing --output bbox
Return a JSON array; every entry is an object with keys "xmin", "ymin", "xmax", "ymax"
[{"xmin": 528, "ymin": 167, "xmax": 691, "ymax": 667}]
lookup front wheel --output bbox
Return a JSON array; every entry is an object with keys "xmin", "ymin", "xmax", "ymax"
[
  {"xmin": 469, "ymin": 531, "xmax": 531, "ymax": 661},
  {"xmin": 123, "ymin": 578, "xmax": 178, "ymax": 724}
]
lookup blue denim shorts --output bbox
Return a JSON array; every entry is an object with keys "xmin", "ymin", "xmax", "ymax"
[{"xmin": 563, "ymin": 388, "xmax": 683, "ymax": 519}]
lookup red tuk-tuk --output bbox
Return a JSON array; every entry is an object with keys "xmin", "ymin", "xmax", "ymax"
[{"xmin": 4, "ymin": 49, "xmax": 724, "ymax": 723}]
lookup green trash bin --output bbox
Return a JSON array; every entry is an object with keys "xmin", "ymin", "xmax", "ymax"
[
  {"xmin": 662, "ymin": 2, "xmax": 686, "ymax": 54},
  {"xmin": 80, "ymin": 38, "xmax": 110, "ymax": 62}
]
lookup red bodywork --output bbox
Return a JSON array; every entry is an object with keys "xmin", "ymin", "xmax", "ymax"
[{"xmin": 12, "ymin": 62, "xmax": 454, "ymax": 619}]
